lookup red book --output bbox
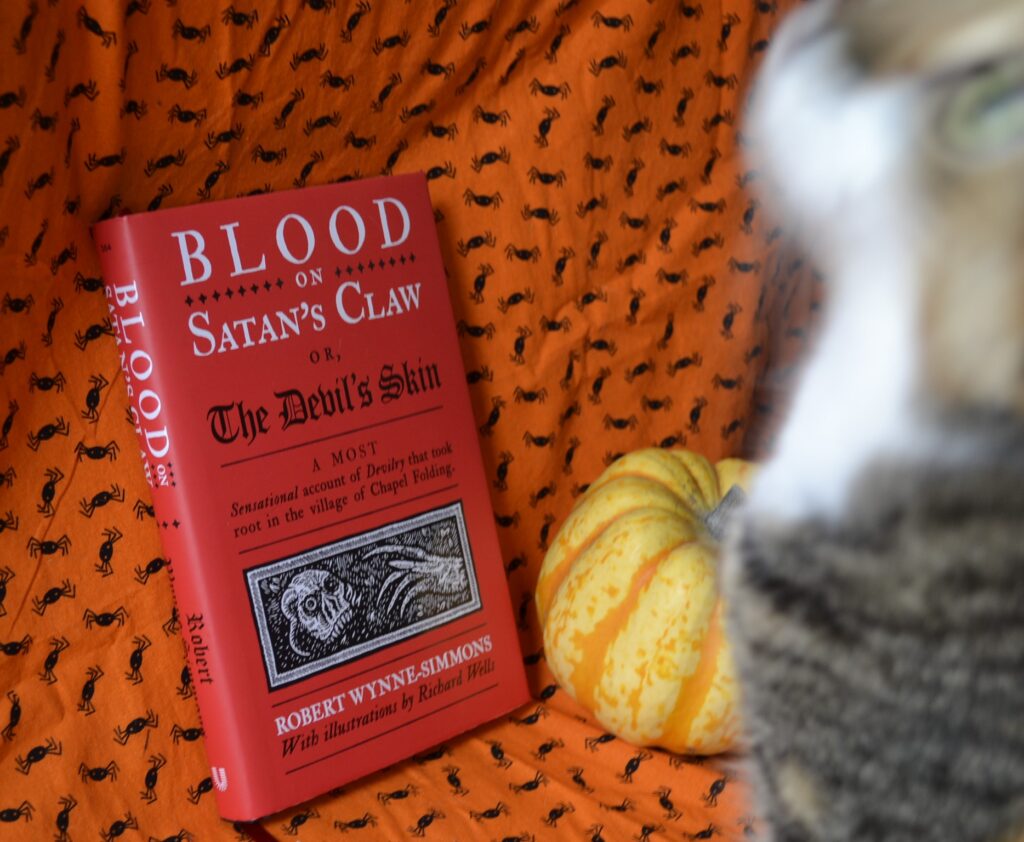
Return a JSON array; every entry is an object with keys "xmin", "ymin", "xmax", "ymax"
[{"xmin": 91, "ymin": 173, "xmax": 529, "ymax": 820}]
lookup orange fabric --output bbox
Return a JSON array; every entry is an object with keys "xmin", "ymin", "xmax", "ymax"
[{"xmin": 0, "ymin": 1, "xmax": 815, "ymax": 839}]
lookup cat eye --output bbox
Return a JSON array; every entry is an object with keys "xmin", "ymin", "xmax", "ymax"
[{"xmin": 933, "ymin": 53, "xmax": 1024, "ymax": 163}]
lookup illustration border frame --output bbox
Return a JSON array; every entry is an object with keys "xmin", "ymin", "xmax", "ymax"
[{"xmin": 243, "ymin": 500, "xmax": 481, "ymax": 691}]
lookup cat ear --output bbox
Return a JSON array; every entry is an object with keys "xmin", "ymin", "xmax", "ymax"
[{"xmin": 933, "ymin": 53, "xmax": 1024, "ymax": 163}]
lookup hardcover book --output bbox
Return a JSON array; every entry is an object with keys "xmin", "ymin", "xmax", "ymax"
[{"xmin": 91, "ymin": 173, "xmax": 530, "ymax": 820}]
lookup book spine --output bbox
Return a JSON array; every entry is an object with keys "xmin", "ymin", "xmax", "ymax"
[{"xmin": 93, "ymin": 218, "xmax": 255, "ymax": 818}]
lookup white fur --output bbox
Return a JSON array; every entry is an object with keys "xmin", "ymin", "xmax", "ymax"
[{"xmin": 744, "ymin": 8, "xmax": 937, "ymax": 522}]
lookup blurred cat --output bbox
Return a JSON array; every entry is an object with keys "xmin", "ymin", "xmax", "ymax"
[{"xmin": 722, "ymin": 1, "xmax": 1024, "ymax": 840}]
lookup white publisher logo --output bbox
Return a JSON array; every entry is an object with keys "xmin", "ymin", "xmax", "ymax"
[{"xmin": 211, "ymin": 766, "xmax": 228, "ymax": 792}]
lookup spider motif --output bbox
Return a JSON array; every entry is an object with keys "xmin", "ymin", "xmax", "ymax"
[
  {"xmin": 79, "ymin": 760, "xmax": 118, "ymax": 782},
  {"xmin": 0, "ymin": 566, "xmax": 14, "ymax": 618},
  {"xmin": 470, "ymin": 802, "xmax": 509, "ymax": 822},
  {"xmin": 0, "ymin": 511, "xmax": 18, "ymax": 533},
  {"xmin": 282, "ymin": 808, "xmax": 319, "ymax": 835},
  {"xmin": 156, "ymin": 64, "xmax": 197, "ymax": 88},
  {"xmin": 27, "ymin": 535, "xmax": 70, "ymax": 557},
  {"xmin": 134, "ymin": 556, "xmax": 167, "ymax": 584},
  {"xmin": 124, "ymin": 634, "xmax": 150, "ymax": 684},
  {"xmin": 74, "ymin": 319, "xmax": 116, "ymax": 352},
  {"xmin": 95, "ymin": 527, "xmax": 122, "ymax": 577},
  {"xmin": 303, "ymin": 111, "xmax": 341, "ymax": 136},
  {"xmin": 78, "ymin": 665, "xmax": 104, "ymax": 714},
  {"xmin": 37, "ymin": 466, "xmax": 63, "ymax": 516},
  {"xmin": 79, "ymin": 483, "xmax": 125, "ymax": 517},
  {"xmin": 0, "ymin": 345, "xmax": 26, "ymax": 379},
  {"xmin": 530, "ymin": 78, "xmax": 571, "ymax": 99},
  {"xmin": 83, "ymin": 607, "xmax": 128, "ymax": 629},
  {"xmin": 84, "ymin": 150, "xmax": 125, "ymax": 171},
  {"xmin": 54, "ymin": 796, "xmax": 76, "ymax": 842},
  {"xmin": 1, "ymin": 293, "xmax": 33, "ymax": 314},
  {"xmin": 29, "ymin": 372, "xmax": 65, "ymax": 393},
  {"xmin": 39, "ymin": 635, "xmax": 69, "ymax": 683},
  {"xmin": 377, "ymin": 784, "xmax": 418, "ymax": 805},
  {"xmin": 372, "ymin": 31, "xmax": 410, "ymax": 55},
  {"xmin": 171, "ymin": 724, "xmax": 203, "ymax": 744},
  {"xmin": 100, "ymin": 813, "xmax": 137, "ymax": 842},
  {"xmin": 474, "ymin": 105, "xmax": 510, "ymax": 127},
  {"xmin": 78, "ymin": 7, "xmax": 116, "ymax": 47},
  {"xmin": 144, "ymin": 149, "xmax": 186, "ymax": 176},
  {"xmin": 0, "ymin": 635, "xmax": 32, "ymax": 656},
  {"xmin": 31, "ymin": 579, "xmax": 75, "ymax": 616},
  {"xmin": 113, "ymin": 710, "xmax": 158, "ymax": 745},
  {"xmin": 81, "ymin": 373, "xmax": 109, "ymax": 422},
  {"xmin": 186, "ymin": 776, "xmax": 213, "ymax": 804},
  {"xmin": 172, "ymin": 19, "xmax": 211, "ymax": 42},
  {"xmin": 510, "ymin": 771, "xmax": 548, "ymax": 794},
  {"xmin": 168, "ymin": 104, "xmax": 206, "ymax": 126},
  {"xmin": 27, "ymin": 417, "xmax": 69, "ymax": 450},
  {"xmin": 222, "ymin": 5, "xmax": 259, "ymax": 26},
  {"xmin": 75, "ymin": 441, "xmax": 119, "ymax": 461},
  {"xmin": 139, "ymin": 753, "xmax": 166, "ymax": 804},
  {"xmin": 333, "ymin": 813, "xmax": 377, "ymax": 832},
  {"xmin": 2, "ymin": 690, "xmax": 19, "ymax": 740},
  {"xmin": 0, "ymin": 801, "xmax": 33, "ymax": 823},
  {"xmin": 15, "ymin": 737, "xmax": 61, "ymax": 774}
]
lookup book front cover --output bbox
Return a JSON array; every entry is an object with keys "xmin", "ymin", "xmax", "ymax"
[{"xmin": 93, "ymin": 173, "xmax": 529, "ymax": 819}]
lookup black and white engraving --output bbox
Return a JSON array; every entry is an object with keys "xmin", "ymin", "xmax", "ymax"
[{"xmin": 245, "ymin": 502, "xmax": 481, "ymax": 689}]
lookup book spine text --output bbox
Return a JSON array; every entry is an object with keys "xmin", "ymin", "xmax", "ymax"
[{"xmin": 93, "ymin": 218, "xmax": 254, "ymax": 817}]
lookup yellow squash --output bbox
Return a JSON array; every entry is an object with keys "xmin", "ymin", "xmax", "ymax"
[{"xmin": 535, "ymin": 448, "xmax": 755, "ymax": 754}]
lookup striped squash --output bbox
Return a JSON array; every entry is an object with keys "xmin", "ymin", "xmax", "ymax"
[{"xmin": 535, "ymin": 448, "xmax": 756, "ymax": 754}]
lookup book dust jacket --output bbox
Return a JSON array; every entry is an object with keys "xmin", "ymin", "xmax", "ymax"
[{"xmin": 91, "ymin": 173, "xmax": 529, "ymax": 820}]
